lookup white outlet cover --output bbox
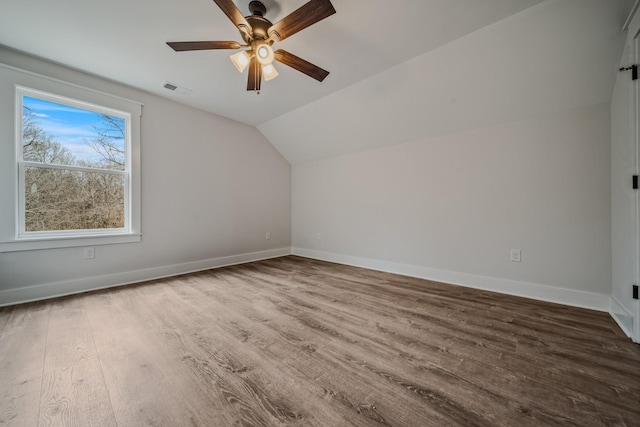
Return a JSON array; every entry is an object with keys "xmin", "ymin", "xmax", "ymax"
[{"xmin": 84, "ymin": 247, "xmax": 95, "ymax": 259}]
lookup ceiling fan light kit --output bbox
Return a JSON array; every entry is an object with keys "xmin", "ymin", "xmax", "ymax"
[
  {"xmin": 255, "ymin": 43, "xmax": 274, "ymax": 65},
  {"xmin": 230, "ymin": 50, "xmax": 251, "ymax": 72},
  {"xmin": 262, "ymin": 64, "xmax": 279, "ymax": 81},
  {"xmin": 167, "ymin": 0, "xmax": 335, "ymax": 92}
]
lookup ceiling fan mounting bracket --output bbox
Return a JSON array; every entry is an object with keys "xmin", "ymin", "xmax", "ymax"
[{"xmin": 248, "ymin": 1, "xmax": 267, "ymax": 17}]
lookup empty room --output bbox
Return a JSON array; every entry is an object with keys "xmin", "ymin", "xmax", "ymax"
[{"xmin": 1, "ymin": 0, "xmax": 639, "ymax": 425}]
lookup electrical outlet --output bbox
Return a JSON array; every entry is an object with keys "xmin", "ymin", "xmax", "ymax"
[
  {"xmin": 265, "ymin": 232, "xmax": 271, "ymax": 240},
  {"xmin": 84, "ymin": 247, "xmax": 95, "ymax": 259},
  {"xmin": 510, "ymin": 249, "xmax": 521, "ymax": 262}
]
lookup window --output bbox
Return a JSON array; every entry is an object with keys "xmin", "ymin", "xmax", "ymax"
[
  {"xmin": 20, "ymin": 89, "xmax": 130, "ymax": 235},
  {"xmin": 0, "ymin": 70, "xmax": 141, "ymax": 252}
]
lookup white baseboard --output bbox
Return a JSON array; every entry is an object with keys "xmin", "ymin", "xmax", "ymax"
[
  {"xmin": 0, "ymin": 247, "xmax": 291, "ymax": 307},
  {"xmin": 2, "ymin": 246, "xmax": 617, "ymax": 321},
  {"xmin": 291, "ymin": 247, "xmax": 610, "ymax": 312},
  {"xmin": 610, "ymin": 296, "xmax": 634, "ymax": 338}
]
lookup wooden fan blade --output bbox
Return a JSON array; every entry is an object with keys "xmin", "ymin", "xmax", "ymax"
[
  {"xmin": 247, "ymin": 56, "xmax": 262, "ymax": 91},
  {"xmin": 274, "ymin": 49, "xmax": 329, "ymax": 82},
  {"xmin": 212, "ymin": 0, "xmax": 252, "ymax": 32},
  {"xmin": 268, "ymin": 0, "xmax": 336, "ymax": 42},
  {"xmin": 167, "ymin": 41, "xmax": 241, "ymax": 51}
]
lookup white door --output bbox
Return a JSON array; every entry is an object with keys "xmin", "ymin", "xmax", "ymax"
[{"xmin": 612, "ymin": 6, "xmax": 640, "ymax": 343}]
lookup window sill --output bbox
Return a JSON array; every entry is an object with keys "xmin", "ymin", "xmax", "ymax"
[{"xmin": 0, "ymin": 233, "xmax": 141, "ymax": 252}]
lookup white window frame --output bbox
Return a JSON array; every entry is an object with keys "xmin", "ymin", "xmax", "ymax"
[{"xmin": 0, "ymin": 65, "xmax": 142, "ymax": 252}]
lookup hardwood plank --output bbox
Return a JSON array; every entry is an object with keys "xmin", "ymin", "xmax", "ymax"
[
  {"xmin": 238, "ymin": 277, "xmax": 566, "ymax": 424},
  {"xmin": 39, "ymin": 295, "xmax": 116, "ymax": 426},
  {"xmin": 129, "ymin": 277, "xmax": 346, "ymax": 426},
  {"xmin": 184, "ymin": 263, "xmax": 640, "ymax": 426},
  {"xmin": 228, "ymin": 257, "xmax": 640, "ymax": 425},
  {"xmin": 0, "ymin": 255, "xmax": 639, "ymax": 426},
  {"xmin": 0, "ymin": 305, "xmax": 15, "ymax": 343},
  {"xmin": 0, "ymin": 303, "xmax": 49, "ymax": 426},
  {"xmin": 84, "ymin": 288, "xmax": 216, "ymax": 426}
]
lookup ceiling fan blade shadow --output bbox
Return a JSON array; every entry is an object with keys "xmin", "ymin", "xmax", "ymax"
[
  {"xmin": 166, "ymin": 41, "xmax": 242, "ymax": 51},
  {"xmin": 213, "ymin": 0, "xmax": 252, "ymax": 33},
  {"xmin": 247, "ymin": 56, "xmax": 262, "ymax": 91},
  {"xmin": 268, "ymin": 0, "xmax": 336, "ymax": 42},
  {"xmin": 274, "ymin": 49, "xmax": 329, "ymax": 82}
]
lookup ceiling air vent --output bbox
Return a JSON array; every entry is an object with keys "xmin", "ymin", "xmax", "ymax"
[{"xmin": 162, "ymin": 81, "xmax": 192, "ymax": 96}]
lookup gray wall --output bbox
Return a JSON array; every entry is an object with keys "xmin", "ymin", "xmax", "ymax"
[
  {"xmin": 0, "ymin": 47, "xmax": 291, "ymax": 304},
  {"xmin": 293, "ymin": 104, "xmax": 612, "ymax": 309}
]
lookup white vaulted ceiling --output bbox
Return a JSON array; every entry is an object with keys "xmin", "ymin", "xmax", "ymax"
[
  {"xmin": 0, "ymin": 0, "xmax": 633, "ymax": 163},
  {"xmin": 260, "ymin": 0, "xmax": 634, "ymax": 163}
]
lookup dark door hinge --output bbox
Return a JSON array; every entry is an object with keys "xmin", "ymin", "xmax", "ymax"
[
  {"xmin": 634, "ymin": 175, "xmax": 639, "ymax": 190},
  {"xmin": 633, "ymin": 284, "xmax": 638, "ymax": 300},
  {"xmin": 620, "ymin": 64, "xmax": 638, "ymax": 80}
]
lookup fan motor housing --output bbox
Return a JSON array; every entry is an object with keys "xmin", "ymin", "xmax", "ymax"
[
  {"xmin": 245, "ymin": 15, "xmax": 272, "ymax": 41},
  {"xmin": 242, "ymin": 1, "xmax": 272, "ymax": 41}
]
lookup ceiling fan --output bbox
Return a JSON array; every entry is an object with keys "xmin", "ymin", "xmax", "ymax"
[{"xmin": 167, "ymin": 0, "xmax": 336, "ymax": 92}]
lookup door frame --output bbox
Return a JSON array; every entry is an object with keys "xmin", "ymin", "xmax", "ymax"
[
  {"xmin": 633, "ymin": 35, "xmax": 639, "ymax": 343},
  {"xmin": 622, "ymin": 1, "xmax": 640, "ymax": 343}
]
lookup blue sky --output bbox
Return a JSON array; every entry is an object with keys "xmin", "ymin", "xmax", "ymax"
[{"xmin": 23, "ymin": 96, "xmax": 124, "ymax": 164}]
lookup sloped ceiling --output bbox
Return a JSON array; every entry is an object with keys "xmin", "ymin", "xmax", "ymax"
[
  {"xmin": 0, "ymin": 0, "xmax": 633, "ymax": 164},
  {"xmin": 261, "ymin": 0, "xmax": 634, "ymax": 163}
]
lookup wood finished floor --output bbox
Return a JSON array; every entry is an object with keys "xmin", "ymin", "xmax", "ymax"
[{"xmin": 0, "ymin": 256, "xmax": 639, "ymax": 427}]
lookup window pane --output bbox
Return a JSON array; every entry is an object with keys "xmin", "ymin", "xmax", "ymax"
[
  {"xmin": 25, "ymin": 166, "xmax": 125, "ymax": 232},
  {"xmin": 22, "ymin": 96, "xmax": 125, "ymax": 170}
]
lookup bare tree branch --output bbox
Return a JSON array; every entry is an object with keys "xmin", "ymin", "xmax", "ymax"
[{"xmin": 86, "ymin": 114, "xmax": 125, "ymax": 169}]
